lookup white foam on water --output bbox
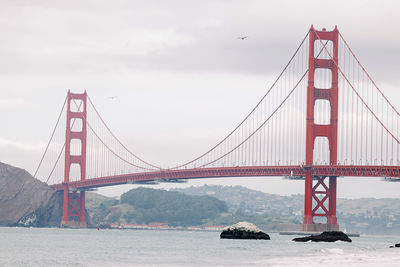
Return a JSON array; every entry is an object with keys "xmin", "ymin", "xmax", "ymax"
[
  {"xmin": 2, "ymin": 228, "xmax": 400, "ymax": 266},
  {"xmin": 321, "ymin": 248, "xmax": 345, "ymax": 254},
  {"xmin": 257, "ymin": 249, "xmax": 400, "ymax": 267}
]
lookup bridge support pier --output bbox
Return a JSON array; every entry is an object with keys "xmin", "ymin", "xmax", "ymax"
[
  {"xmin": 302, "ymin": 174, "xmax": 338, "ymax": 232},
  {"xmin": 61, "ymin": 91, "xmax": 88, "ymax": 228},
  {"xmin": 302, "ymin": 25, "xmax": 339, "ymax": 232},
  {"xmin": 61, "ymin": 186, "xmax": 87, "ymax": 227}
]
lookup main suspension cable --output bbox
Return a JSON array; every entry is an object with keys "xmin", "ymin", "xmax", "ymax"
[
  {"xmin": 34, "ymin": 95, "xmax": 67, "ymax": 179},
  {"xmin": 339, "ymin": 32, "xmax": 400, "ymax": 117},
  {"xmin": 169, "ymin": 30, "xmax": 311, "ymax": 170},
  {"xmin": 314, "ymin": 29, "xmax": 400, "ymax": 145},
  {"xmin": 87, "ymin": 95, "xmax": 162, "ymax": 170},
  {"xmin": 197, "ymin": 69, "xmax": 308, "ymax": 168},
  {"xmin": 45, "ymin": 100, "xmax": 83, "ymax": 184},
  {"xmin": 72, "ymin": 98, "xmax": 158, "ymax": 171}
]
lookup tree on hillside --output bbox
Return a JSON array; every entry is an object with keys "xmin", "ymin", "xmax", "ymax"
[{"xmin": 120, "ymin": 187, "xmax": 228, "ymax": 226}]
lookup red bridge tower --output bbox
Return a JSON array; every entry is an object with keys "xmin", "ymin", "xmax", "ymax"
[
  {"xmin": 303, "ymin": 26, "xmax": 339, "ymax": 232},
  {"xmin": 61, "ymin": 91, "xmax": 87, "ymax": 227}
]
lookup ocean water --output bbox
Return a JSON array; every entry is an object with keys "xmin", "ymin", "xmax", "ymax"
[{"xmin": 1, "ymin": 227, "xmax": 400, "ymax": 266}]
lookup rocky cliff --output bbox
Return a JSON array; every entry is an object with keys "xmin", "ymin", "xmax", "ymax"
[{"xmin": 0, "ymin": 161, "xmax": 63, "ymax": 227}]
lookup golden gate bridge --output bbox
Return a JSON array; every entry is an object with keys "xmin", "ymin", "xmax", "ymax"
[{"xmin": 34, "ymin": 26, "xmax": 400, "ymax": 231}]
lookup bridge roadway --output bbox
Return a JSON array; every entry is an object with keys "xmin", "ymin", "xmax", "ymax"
[{"xmin": 50, "ymin": 165, "xmax": 400, "ymax": 191}]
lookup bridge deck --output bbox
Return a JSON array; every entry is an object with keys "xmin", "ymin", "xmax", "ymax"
[{"xmin": 50, "ymin": 165, "xmax": 400, "ymax": 191}]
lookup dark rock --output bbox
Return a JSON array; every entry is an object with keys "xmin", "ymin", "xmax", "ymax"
[
  {"xmin": 220, "ymin": 222, "xmax": 270, "ymax": 240},
  {"xmin": 395, "ymin": 243, "xmax": 400, "ymax": 247},
  {"xmin": 292, "ymin": 231, "xmax": 352, "ymax": 243},
  {"xmin": 220, "ymin": 229, "xmax": 270, "ymax": 239},
  {"xmin": 0, "ymin": 161, "xmax": 63, "ymax": 227}
]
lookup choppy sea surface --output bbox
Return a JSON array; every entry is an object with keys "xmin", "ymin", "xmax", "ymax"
[{"xmin": 1, "ymin": 227, "xmax": 400, "ymax": 266}]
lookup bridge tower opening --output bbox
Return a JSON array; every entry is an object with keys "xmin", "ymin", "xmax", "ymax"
[
  {"xmin": 61, "ymin": 91, "xmax": 87, "ymax": 227},
  {"xmin": 303, "ymin": 26, "xmax": 339, "ymax": 232}
]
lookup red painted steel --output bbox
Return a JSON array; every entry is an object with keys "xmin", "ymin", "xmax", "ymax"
[
  {"xmin": 52, "ymin": 26, "xmax": 400, "ymax": 230},
  {"xmin": 51, "ymin": 165, "xmax": 400, "ymax": 191},
  {"xmin": 303, "ymin": 26, "xmax": 339, "ymax": 231},
  {"xmin": 61, "ymin": 91, "xmax": 87, "ymax": 227}
]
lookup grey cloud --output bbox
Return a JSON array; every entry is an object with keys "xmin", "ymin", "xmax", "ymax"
[
  {"xmin": 1, "ymin": 0, "xmax": 400, "ymax": 197},
  {"xmin": 1, "ymin": 0, "xmax": 399, "ymax": 80}
]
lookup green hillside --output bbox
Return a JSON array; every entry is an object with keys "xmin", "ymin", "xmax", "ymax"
[
  {"xmin": 175, "ymin": 185, "xmax": 400, "ymax": 234},
  {"xmin": 86, "ymin": 185, "xmax": 400, "ymax": 233},
  {"xmin": 87, "ymin": 187, "xmax": 228, "ymax": 226}
]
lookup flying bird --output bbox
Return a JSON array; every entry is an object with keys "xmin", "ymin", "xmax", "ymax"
[{"xmin": 237, "ymin": 36, "xmax": 248, "ymax": 40}]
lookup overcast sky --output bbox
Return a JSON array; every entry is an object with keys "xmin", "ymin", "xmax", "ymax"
[{"xmin": 1, "ymin": 0, "xmax": 400, "ymax": 198}]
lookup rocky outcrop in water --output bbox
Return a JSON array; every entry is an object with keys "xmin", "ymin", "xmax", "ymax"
[
  {"xmin": 0, "ymin": 162, "xmax": 63, "ymax": 227},
  {"xmin": 220, "ymin": 221, "xmax": 270, "ymax": 240},
  {"xmin": 292, "ymin": 231, "xmax": 352, "ymax": 242}
]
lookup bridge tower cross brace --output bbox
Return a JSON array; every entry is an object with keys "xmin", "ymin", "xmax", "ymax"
[
  {"xmin": 61, "ymin": 90, "xmax": 87, "ymax": 227},
  {"xmin": 303, "ymin": 26, "xmax": 339, "ymax": 232}
]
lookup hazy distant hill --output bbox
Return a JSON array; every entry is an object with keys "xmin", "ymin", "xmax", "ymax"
[
  {"xmin": 86, "ymin": 187, "xmax": 300, "ymax": 231},
  {"xmin": 173, "ymin": 185, "xmax": 400, "ymax": 234},
  {"xmin": 338, "ymin": 198, "xmax": 400, "ymax": 217},
  {"xmin": 172, "ymin": 185, "xmax": 304, "ymax": 218},
  {"xmin": 86, "ymin": 184, "xmax": 400, "ymax": 233}
]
